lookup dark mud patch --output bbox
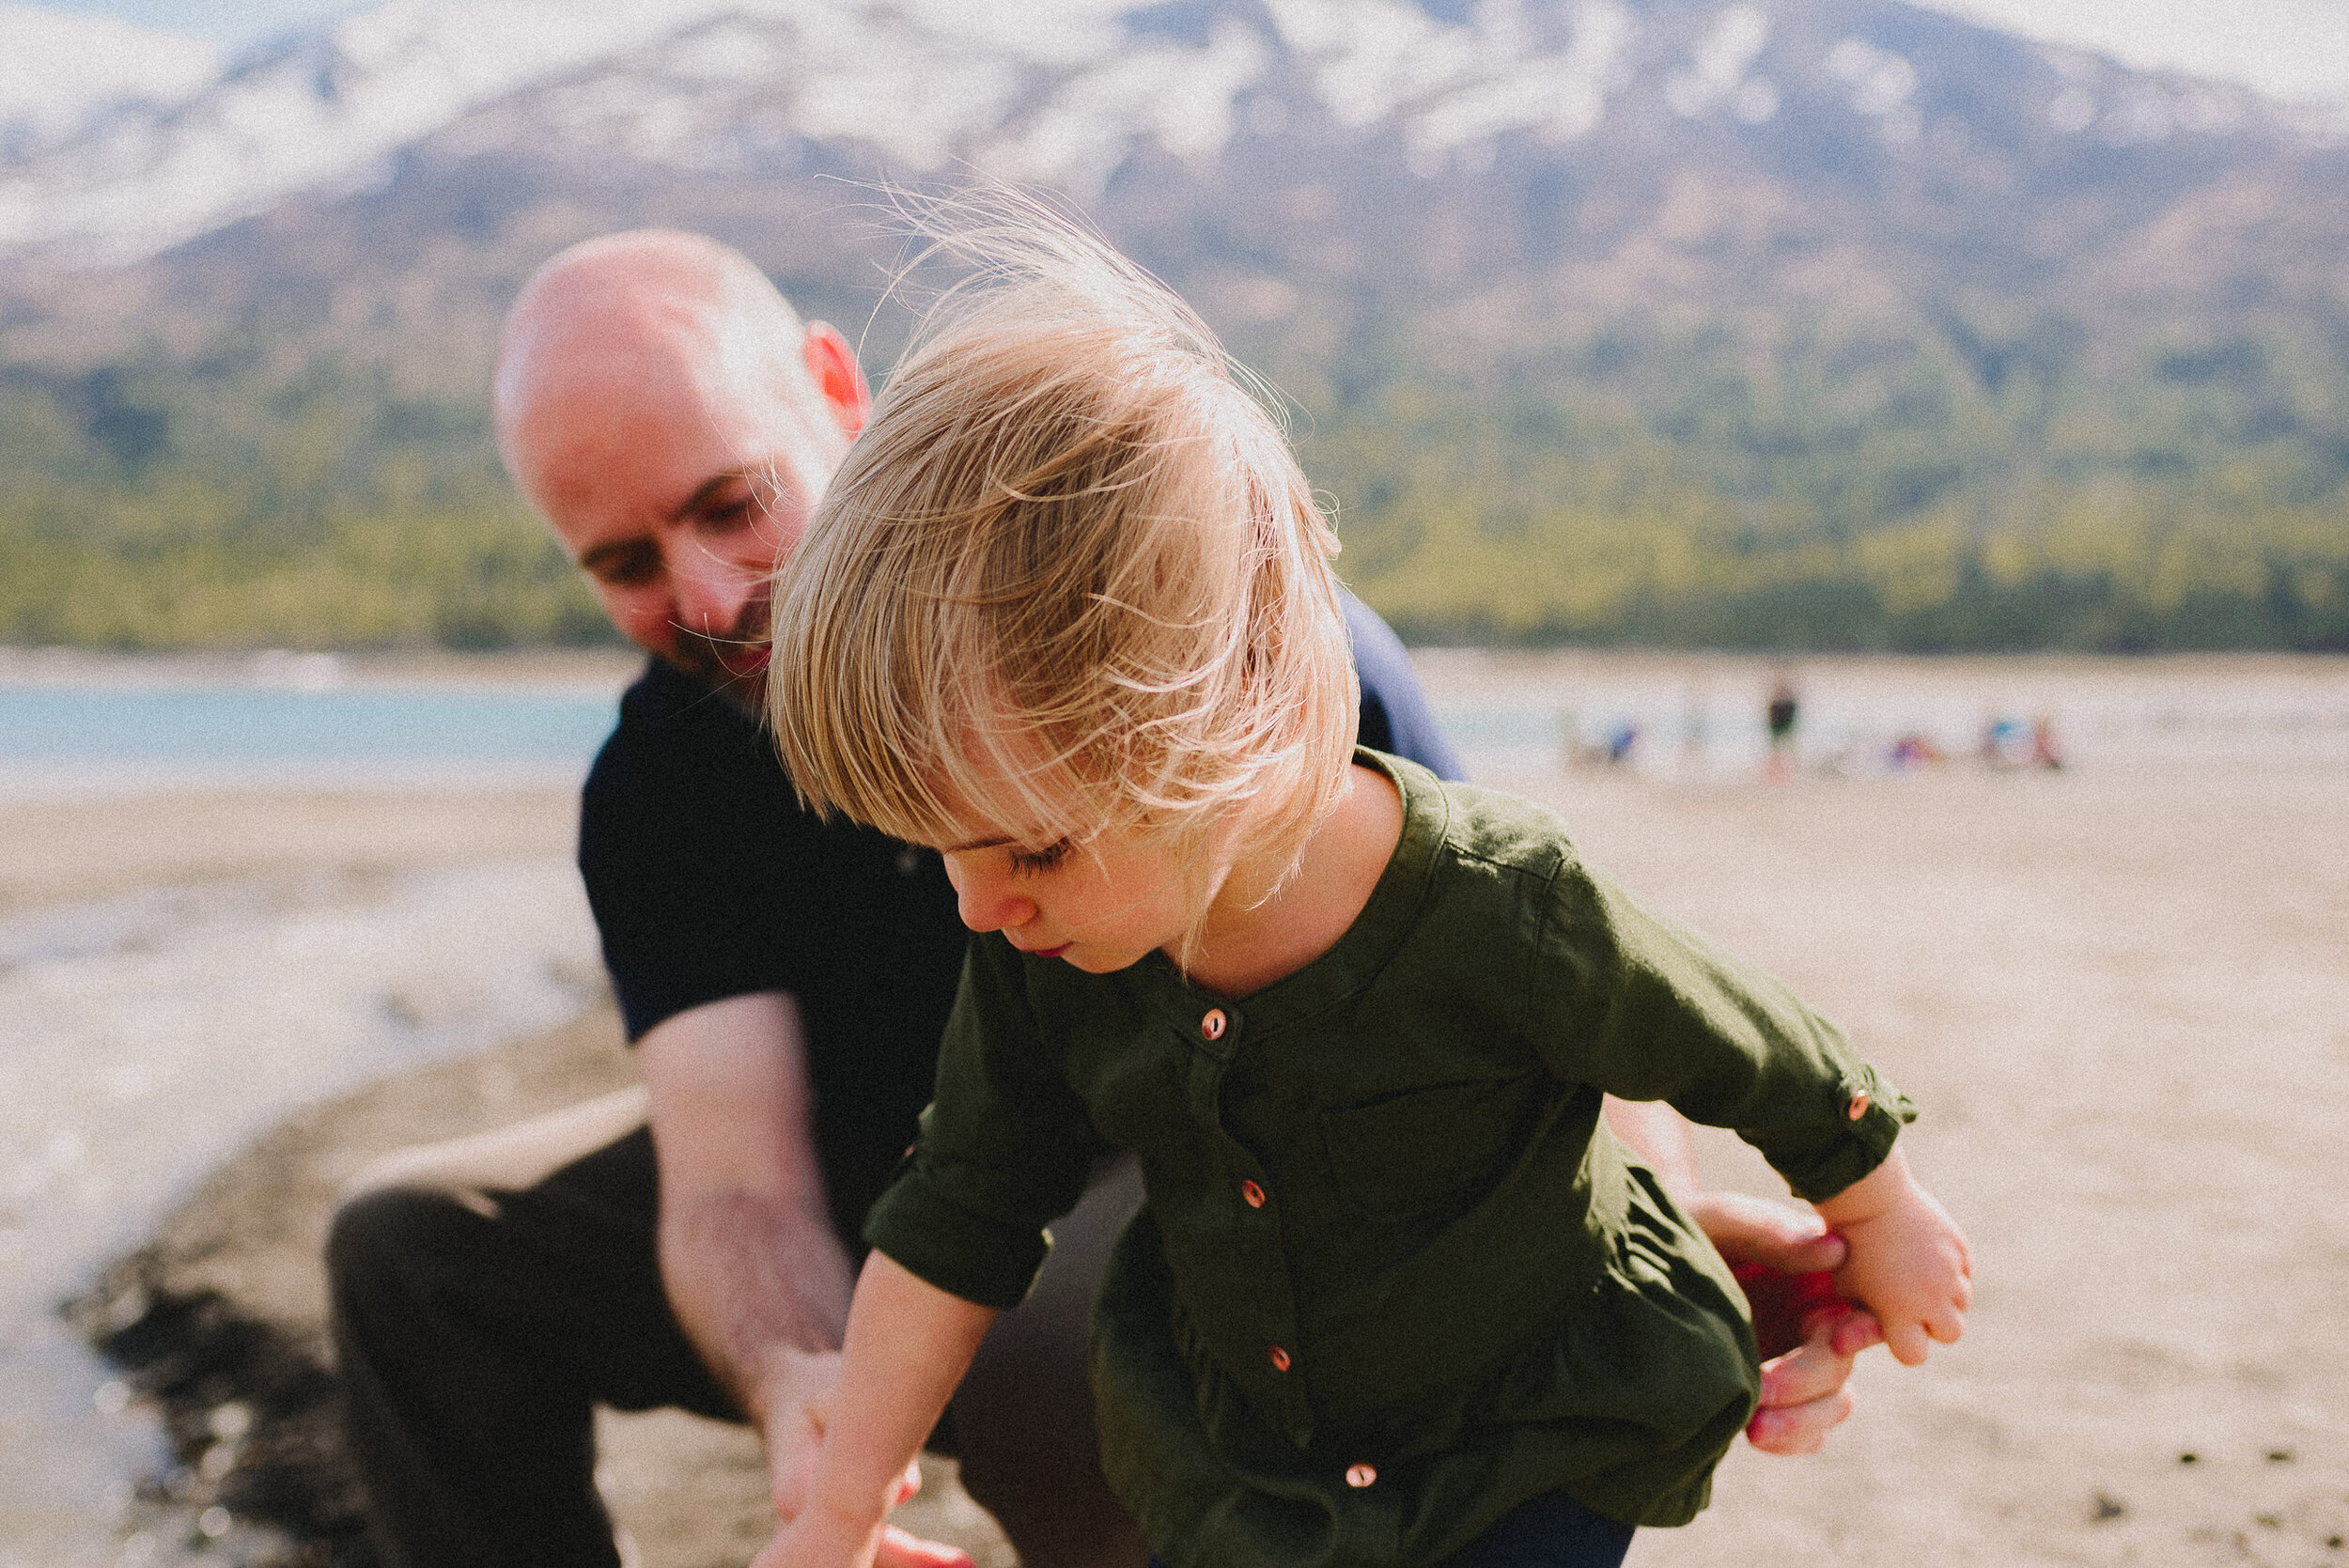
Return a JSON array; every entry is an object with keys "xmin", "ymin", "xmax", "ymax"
[
  {"xmin": 62, "ymin": 1003, "xmax": 636, "ymax": 1565},
  {"xmin": 67, "ymin": 1258, "xmax": 374, "ymax": 1566}
]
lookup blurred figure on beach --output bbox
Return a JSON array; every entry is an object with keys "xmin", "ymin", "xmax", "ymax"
[
  {"xmin": 1888, "ymin": 733, "xmax": 1945, "ymax": 771},
  {"xmin": 1979, "ymin": 715, "xmax": 2027, "ymax": 770},
  {"xmin": 1977, "ymin": 713, "xmax": 2063, "ymax": 772},
  {"xmin": 2030, "ymin": 713, "xmax": 2065, "ymax": 770},
  {"xmin": 1680, "ymin": 684, "xmax": 1710, "ymax": 778},
  {"xmin": 1765, "ymin": 675, "xmax": 1800, "ymax": 783},
  {"xmin": 1555, "ymin": 710, "xmax": 1640, "ymax": 769}
]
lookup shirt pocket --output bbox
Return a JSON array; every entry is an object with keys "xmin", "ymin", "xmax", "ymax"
[{"xmin": 1317, "ymin": 1073, "xmax": 1545, "ymax": 1224}]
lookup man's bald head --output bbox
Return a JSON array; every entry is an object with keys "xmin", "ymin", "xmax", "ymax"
[
  {"xmin": 492, "ymin": 230, "xmax": 868, "ymax": 692},
  {"xmin": 494, "ymin": 231, "xmax": 819, "ymax": 470}
]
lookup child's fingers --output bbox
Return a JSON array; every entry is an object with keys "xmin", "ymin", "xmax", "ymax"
[
  {"xmin": 1881, "ymin": 1318, "xmax": 1932, "ymax": 1366},
  {"xmin": 1926, "ymin": 1301, "xmax": 1967, "ymax": 1344}
]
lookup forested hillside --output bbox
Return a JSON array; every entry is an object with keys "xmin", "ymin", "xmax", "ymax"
[{"xmin": 2, "ymin": 0, "xmax": 2343, "ymax": 651}]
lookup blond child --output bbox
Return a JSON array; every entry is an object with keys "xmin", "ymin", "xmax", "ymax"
[{"xmin": 757, "ymin": 208, "xmax": 1970, "ymax": 1568}]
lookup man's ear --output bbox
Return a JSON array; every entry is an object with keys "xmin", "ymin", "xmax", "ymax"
[{"xmin": 802, "ymin": 322, "xmax": 871, "ymax": 440}]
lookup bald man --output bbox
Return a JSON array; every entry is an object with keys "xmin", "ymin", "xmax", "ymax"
[{"xmin": 326, "ymin": 232, "xmax": 1879, "ymax": 1568}]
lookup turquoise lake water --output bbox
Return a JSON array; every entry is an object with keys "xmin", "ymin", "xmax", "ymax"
[{"xmin": 0, "ymin": 684, "xmax": 620, "ymax": 766}]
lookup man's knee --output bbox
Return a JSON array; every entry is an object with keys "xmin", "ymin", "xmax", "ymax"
[
  {"xmin": 327, "ymin": 1185, "xmax": 493, "ymax": 1329},
  {"xmin": 339, "ymin": 1087, "xmax": 648, "ymax": 1203}
]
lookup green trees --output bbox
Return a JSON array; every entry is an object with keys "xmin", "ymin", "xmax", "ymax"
[
  {"xmin": 0, "ymin": 349, "xmax": 609, "ymax": 650},
  {"xmin": 2, "ymin": 286, "xmax": 2341, "ymax": 653},
  {"xmin": 1304, "ymin": 306, "xmax": 2349, "ymax": 650}
]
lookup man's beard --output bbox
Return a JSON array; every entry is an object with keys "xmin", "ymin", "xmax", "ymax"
[{"xmin": 667, "ymin": 598, "xmax": 771, "ymax": 717}]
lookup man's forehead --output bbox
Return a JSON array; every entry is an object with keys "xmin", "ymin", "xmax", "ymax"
[{"xmin": 518, "ymin": 365, "xmax": 797, "ymax": 517}]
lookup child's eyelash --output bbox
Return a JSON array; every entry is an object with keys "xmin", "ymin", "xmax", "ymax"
[{"xmin": 1009, "ymin": 841, "xmax": 1071, "ymax": 874}]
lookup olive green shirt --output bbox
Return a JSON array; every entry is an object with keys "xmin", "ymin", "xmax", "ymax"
[{"xmin": 866, "ymin": 752, "xmax": 1913, "ymax": 1567}]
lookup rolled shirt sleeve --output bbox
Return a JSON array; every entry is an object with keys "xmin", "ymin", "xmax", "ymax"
[
  {"xmin": 863, "ymin": 938, "xmax": 1107, "ymax": 1309},
  {"xmin": 1525, "ymin": 858, "xmax": 1914, "ymax": 1203}
]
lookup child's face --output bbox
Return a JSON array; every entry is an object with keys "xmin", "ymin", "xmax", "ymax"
[{"xmin": 932, "ymin": 813, "xmax": 1211, "ymax": 975}]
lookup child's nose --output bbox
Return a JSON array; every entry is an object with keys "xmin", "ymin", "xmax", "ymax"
[{"xmin": 946, "ymin": 860, "xmax": 1036, "ymax": 934}]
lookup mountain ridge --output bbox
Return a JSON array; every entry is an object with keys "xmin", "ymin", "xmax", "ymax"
[{"xmin": 1, "ymin": 0, "xmax": 2343, "ymax": 651}]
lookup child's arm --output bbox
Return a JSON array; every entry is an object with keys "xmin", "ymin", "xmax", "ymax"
[
  {"xmin": 754, "ymin": 1252, "xmax": 1000, "ymax": 1568},
  {"xmin": 1811, "ymin": 1146, "xmax": 1972, "ymax": 1366}
]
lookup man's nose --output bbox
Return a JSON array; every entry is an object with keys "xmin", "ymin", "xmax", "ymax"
[{"xmin": 671, "ymin": 551, "xmax": 761, "ymax": 639}]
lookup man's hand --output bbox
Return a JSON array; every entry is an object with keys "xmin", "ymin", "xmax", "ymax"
[
  {"xmin": 755, "ymin": 1347, "xmax": 971, "ymax": 1568},
  {"xmin": 1682, "ymin": 1188, "xmax": 1885, "ymax": 1455},
  {"xmin": 1747, "ymin": 1308, "xmax": 1881, "ymax": 1455}
]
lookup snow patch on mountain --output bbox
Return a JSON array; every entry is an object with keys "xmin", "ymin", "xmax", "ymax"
[
  {"xmin": 0, "ymin": 5, "xmax": 222, "ymax": 153},
  {"xmin": 0, "ymin": 0, "xmax": 2322, "ymax": 270},
  {"xmin": 0, "ymin": 0, "xmax": 754, "ymax": 261}
]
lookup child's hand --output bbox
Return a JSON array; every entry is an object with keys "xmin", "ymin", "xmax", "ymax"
[
  {"xmin": 1812, "ymin": 1149, "xmax": 1972, "ymax": 1366},
  {"xmin": 753, "ymin": 1498, "xmax": 886, "ymax": 1568},
  {"xmin": 754, "ymin": 1348, "xmax": 967, "ymax": 1568},
  {"xmin": 752, "ymin": 1488, "xmax": 971, "ymax": 1568}
]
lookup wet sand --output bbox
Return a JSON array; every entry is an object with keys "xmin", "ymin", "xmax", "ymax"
[
  {"xmin": 23, "ymin": 653, "xmax": 2349, "ymax": 1566},
  {"xmin": 15, "ymin": 784, "xmax": 1003, "ymax": 1568}
]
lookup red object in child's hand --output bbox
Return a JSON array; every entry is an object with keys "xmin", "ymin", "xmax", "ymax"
[{"xmin": 1732, "ymin": 1263, "xmax": 1852, "ymax": 1360}]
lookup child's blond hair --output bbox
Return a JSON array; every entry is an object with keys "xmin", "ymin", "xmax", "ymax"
[{"xmin": 767, "ymin": 194, "xmax": 1358, "ymax": 930}]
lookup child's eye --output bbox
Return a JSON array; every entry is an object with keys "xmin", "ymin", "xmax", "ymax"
[{"xmin": 1008, "ymin": 840, "xmax": 1071, "ymax": 875}]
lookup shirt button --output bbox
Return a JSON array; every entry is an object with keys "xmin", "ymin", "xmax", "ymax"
[
  {"xmin": 1201, "ymin": 1008, "xmax": 1227, "ymax": 1041},
  {"xmin": 1241, "ymin": 1180, "xmax": 1267, "ymax": 1208},
  {"xmin": 1345, "ymin": 1464, "xmax": 1377, "ymax": 1489},
  {"xmin": 1268, "ymin": 1344, "xmax": 1291, "ymax": 1372},
  {"xmin": 1846, "ymin": 1090, "xmax": 1871, "ymax": 1120}
]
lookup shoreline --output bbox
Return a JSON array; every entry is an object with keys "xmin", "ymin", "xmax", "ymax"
[{"xmin": 5, "ymin": 643, "xmax": 2345, "ymax": 697}]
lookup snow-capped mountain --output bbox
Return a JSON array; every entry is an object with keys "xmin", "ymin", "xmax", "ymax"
[
  {"xmin": 0, "ymin": 0, "xmax": 2326, "ymax": 268},
  {"xmin": 2, "ymin": 0, "xmax": 2342, "ymax": 658},
  {"xmin": 0, "ymin": 4, "xmax": 223, "ymax": 158}
]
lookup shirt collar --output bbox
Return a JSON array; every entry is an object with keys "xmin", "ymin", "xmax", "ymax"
[{"xmin": 1137, "ymin": 747, "xmax": 1450, "ymax": 1042}]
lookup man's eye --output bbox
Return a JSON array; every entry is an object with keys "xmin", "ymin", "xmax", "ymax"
[
  {"xmin": 588, "ymin": 551, "xmax": 660, "ymax": 588},
  {"xmin": 1009, "ymin": 841, "xmax": 1071, "ymax": 875},
  {"xmin": 699, "ymin": 497, "xmax": 756, "ymax": 532}
]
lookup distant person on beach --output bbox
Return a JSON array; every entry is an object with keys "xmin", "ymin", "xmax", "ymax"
[
  {"xmin": 1888, "ymin": 733, "xmax": 1944, "ymax": 771},
  {"xmin": 1765, "ymin": 676, "xmax": 1799, "ymax": 782},
  {"xmin": 2030, "ymin": 714, "xmax": 2065, "ymax": 770},
  {"xmin": 324, "ymin": 229, "xmax": 1884, "ymax": 1568},
  {"xmin": 755, "ymin": 210, "xmax": 1968, "ymax": 1568},
  {"xmin": 1979, "ymin": 715, "xmax": 2025, "ymax": 770}
]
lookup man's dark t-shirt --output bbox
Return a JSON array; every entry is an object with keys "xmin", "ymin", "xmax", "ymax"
[{"xmin": 578, "ymin": 591, "xmax": 1462, "ymax": 1245}]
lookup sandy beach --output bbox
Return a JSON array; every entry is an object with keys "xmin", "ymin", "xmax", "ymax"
[{"xmin": 10, "ymin": 652, "xmax": 2347, "ymax": 1567}]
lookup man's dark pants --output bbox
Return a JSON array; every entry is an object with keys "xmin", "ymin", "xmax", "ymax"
[{"xmin": 328, "ymin": 1125, "xmax": 1148, "ymax": 1568}]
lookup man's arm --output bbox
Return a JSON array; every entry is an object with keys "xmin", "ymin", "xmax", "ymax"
[
  {"xmin": 638, "ymin": 992, "xmax": 964, "ymax": 1568},
  {"xmin": 1602, "ymin": 1097, "xmax": 1884, "ymax": 1456},
  {"xmin": 641, "ymin": 992, "xmax": 852, "ymax": 1432}
]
